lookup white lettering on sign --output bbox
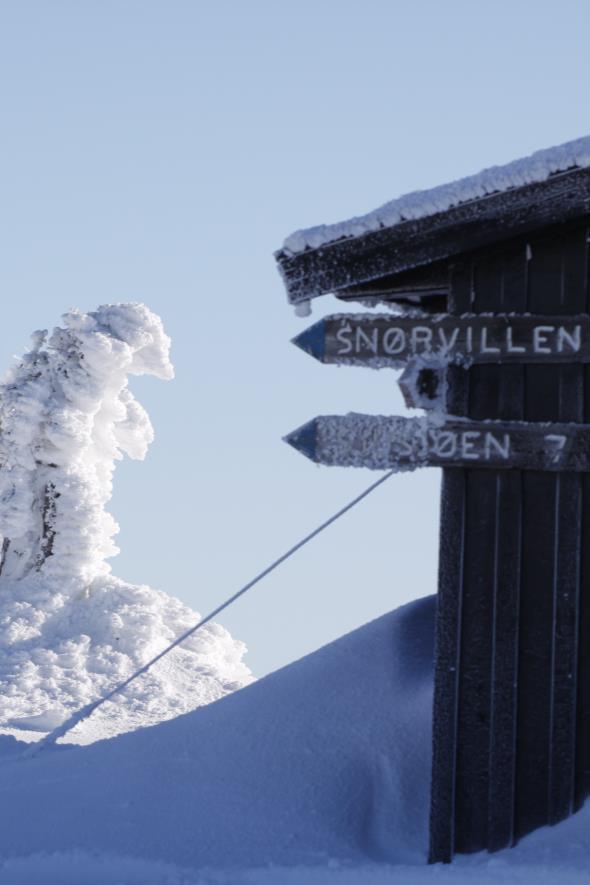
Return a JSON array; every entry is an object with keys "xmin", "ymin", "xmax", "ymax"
[
  {"xmin": 334, "ymin": 320, "xmax": 584, "ymax": 360},
  {"xmin": 461, "ymin": 431, "xmax": 482, "ymax": 459},
  {"xmin": 485, "ymin": 433, "xmax": 510, "ymax": 460},
  {"xmin": 383, "ymin": 328, "xmax": 406, "ymax": 354},
  {"xmin": 557, "ymin": 325, "xmax": 581, "ymax": 353},
  {"xmin": 395, "ymin": 433, "xmax": 414, "ymax": 459},
  {"xmin": 435, "ymin": 431, "xmax": 457, "ymax": 458},
  {"xmin": 438, "ymin": 327, "xmax": 460, "ymax": 351},
  {"xmin": 544, "ymin": 434, "xmax": 567, "ymax": 464},
  {"xmin": 411, "ymin": 327, "xmax": 433, "ymax": 350},
  {"xmin": 355, "ymin": 327, "xmax": 379, "ymax": 354},
  {"xmin": 506, "ymin": 328, "xmax": 526, "ymax": 353},
  {"xmin": 480, "ymin": 329, "xmax": 500, "ymax": 354},
  {"xmin": 533, "ymin": 326, "xmax": 555, "ymax": 354},
  {"xmin": 336, "ymin": 323, "xmax": 353, "ymax": 355},
  {"xmin": 426, "ymin": 430, "xmax": 511, "ymax": 462}
]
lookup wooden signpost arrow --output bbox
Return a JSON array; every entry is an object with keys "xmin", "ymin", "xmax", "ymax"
[
  {"xmin": 285, "ymin": 413, "xmax": 590, "ymax": 472},
  {"xmin": 292, "ymin": 313, "xmax": 590, "ymax": 367}
]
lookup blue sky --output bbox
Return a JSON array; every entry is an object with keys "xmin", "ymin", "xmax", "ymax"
[{"xmin": 1, "ymin": 0, "xmax": 589, "ymax": 675}]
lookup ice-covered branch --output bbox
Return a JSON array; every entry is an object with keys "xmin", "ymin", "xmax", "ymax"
[
  {"xmin": 0, "ymin": 303, "xmax": 174, "ymax": 585},
  {"xmin": 0, "ymin": 302, "xmax": 252, "ymax": 742}
]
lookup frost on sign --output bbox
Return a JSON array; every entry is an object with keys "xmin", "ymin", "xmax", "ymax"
[
  {"xmin": 285, "ymin": 414, "xmax": 588, "ymax": 472},
  {"xmin": 292, "ymin": 314, "xmax": 590, "ymax": 368}
]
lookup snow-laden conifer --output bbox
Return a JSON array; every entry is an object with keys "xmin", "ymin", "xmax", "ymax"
[{"xmin": 0, "ymin": 304, "xmax": 252, "ymax": 742}]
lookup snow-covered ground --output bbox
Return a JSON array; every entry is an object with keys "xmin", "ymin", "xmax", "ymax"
[
  {"xmin": 1, "ymin": 302, "xmax": 587, "ymax": 882},
  {"xmin": 1, "ymin": 596, "xmax": 589, "ymax": 883},
  {"xmin": 0, "ymin": 573, "xmax": 251, "ymax": 744}
]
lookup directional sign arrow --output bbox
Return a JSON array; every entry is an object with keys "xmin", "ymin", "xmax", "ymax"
[
  {"xmin": 285, "ymin": 413, "xmax": 590, "ymax": 472},
  {"xmin": 292, "ymin": 314, "xmax": 590, "ymax": 368}
]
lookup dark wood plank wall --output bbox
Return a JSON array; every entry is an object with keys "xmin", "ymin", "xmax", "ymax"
[{"xmin": 429, "ymin": 222, "xmax": 590, "ymax": 863}]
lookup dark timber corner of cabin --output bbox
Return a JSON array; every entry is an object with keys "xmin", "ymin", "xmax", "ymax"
[{"xmin": 275, "ymin": 136, "xmax": 590, "ymax": 864}]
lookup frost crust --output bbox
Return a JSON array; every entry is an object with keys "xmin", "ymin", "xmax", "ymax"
[
  {"xmin": 283, "ymin": 135, "xmax": 590, "ymax": 255},
  {"xmin": 0, "ymin": 303, "xmax": 252, "ymax": 741}
]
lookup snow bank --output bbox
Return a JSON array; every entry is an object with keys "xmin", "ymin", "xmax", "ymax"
[
  {"xmin": 283, "ymin": 134, "xmax": 590, "ymax": 255},
  {"xmin": 0, "ymin": 598, "xmax": 436, "ymax": 868},
  {"xmin": 1, "ymin": 596, "xmax": 589, "ymax": 881},
  {"xmin": 0, "ymin": 852, "xmax": 201, "ymax": 885},
  {"xmin": 0, "ymin": 573, "xmax": 251, "ymax": 742},
  {"xmin": 0, "ymin": 304, "xmax": 252, "ymax": 741},
  {"xmin": 3, "ymin": 855, "xmax": 589, "ymax": 885}
]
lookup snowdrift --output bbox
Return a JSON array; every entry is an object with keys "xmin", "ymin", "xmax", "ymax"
[
  {"xmin": 1, "ymin": 596, "xmax": 589, "ymax": 882},
  {"xmin": 0, "ymin": 597, "xmax": 436, "ymax": 869},
  {"xmin": 0, "ymin": 574, "xmax": 251, "ymax": 742}
]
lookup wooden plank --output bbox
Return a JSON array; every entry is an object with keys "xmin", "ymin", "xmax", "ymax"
[
  {"xmin": 487, "ymin": 247, "xmax": 527, "ymax": 852},
  {"xmin": 429, "ymin": 262, "xmax": 470, "ymax": 864},
  {"xmin": 448, "ymin": 257, "xmax": 487, "ymax": 858},
  {"xmin": 576, "ymin": 347, "xmax": 590, "ymax": 807},
  {"xmin": 516, "ymin": 236, "xmax": 560, "ymax": 838},
  {"xmin": 335, "ymin": 259, "xmax": 450, "ymax": 298},
  {"xmin": 335, "ymin": 258, "xmax": 450, "ymax": 303},
  {"xmin": 547, "ymin": 230, "xmax": 586, "ymax": 824},
  {"xmin": 455, "ymin": 250, "xmax": 515, "ymax": 854},
  {"xmin": 285, "ymin": 413, "xmax": 590, "ymax": 472},
  {"xmin": 516, "ymin": 469, "xmax": 556, "ymax": 835},
  {"xmin": 487, "ymin": 469, "xmax": 521, "ymax": 850},
  {"xmin": 428, "ymin": 467, "xmax": 465, "ymax": 863},
  {"xmin": 550, "ymin": 470, "xmax": 581, "ymax": 823},
  {"xmin": 453, "ymin": 464, "xmax": 496, "ymax": 853},
  {"xmin": 276, "ymin": 168, "xmax": 590, "ymax": 304},
  {"xmin": 293, "ymin": 314, "xmax": 590, "ymax": 368},
  {"xmin": 515, "ymin": 229, "xmax": 586, "ymax": 837}
]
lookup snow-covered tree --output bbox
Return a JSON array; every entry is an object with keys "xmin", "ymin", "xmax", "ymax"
[
  {"xmin": 0, "ymin": 304, "xmax": 173, "ymax": 583},
  {"xmin": 0, "ymin": 304, "xmax": 252, "ymax": 742}
]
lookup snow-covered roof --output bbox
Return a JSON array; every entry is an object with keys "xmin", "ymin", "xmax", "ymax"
[
  {"xmin": 277, "ymin": 135, "xmax": 590, "ymax": 306},
  {"xmin": 282, "ymin": 135, "xmax": 590, "ymax": 256}
]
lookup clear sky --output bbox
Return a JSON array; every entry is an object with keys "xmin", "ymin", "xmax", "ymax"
[{"xmin": 1, "ymin": 0, "xmax": 589, "ymax": 676}]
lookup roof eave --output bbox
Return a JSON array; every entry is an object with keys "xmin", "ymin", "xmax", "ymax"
[{"xmin": 276, "ymin": 166, "xmax": 590, "ymax": 305}]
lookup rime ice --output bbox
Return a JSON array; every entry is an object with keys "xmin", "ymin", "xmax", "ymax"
[
  {"xmin": 0, "ymin": 303, "xmax": 174, "ymax": 584},
  {"xmin": 0, "ymin": 303, "xmax": 252, "ymax": 741},
  {"xmin": 283, "ymin": 135, "xmax": 590, "ymax": 255}
]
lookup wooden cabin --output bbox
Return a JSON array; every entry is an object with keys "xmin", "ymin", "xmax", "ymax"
[{"xmin": 276, "ymin": 136, "xmax": 590, "ymax": 862}]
